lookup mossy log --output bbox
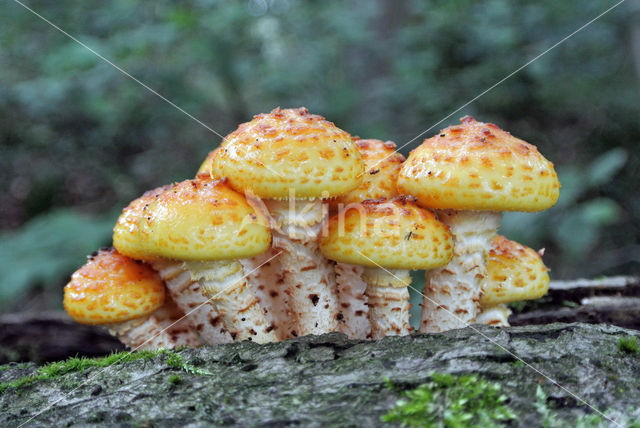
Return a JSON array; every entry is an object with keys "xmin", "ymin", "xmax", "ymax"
[{"xmin": 1, "ymin": 323, "xmax": 639, "ymax": 427}]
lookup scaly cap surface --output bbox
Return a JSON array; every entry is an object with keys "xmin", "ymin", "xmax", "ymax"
[
  {"xmin": 480, "ymin": 235, "xmax": 550, "ymax": 306},
  {"xmin": 212, "ymin": 107, "xmax": 364, "ymax": 199},
  {"xmin": 332, "ymin": 139, "xmax": 405, "ymax": 208},
  {"xmin": 320, "ymin": 197, "xmax": 453, "ymax": 269},
  {"xmin": 398, "ymin": 116, "xmax": 560, "ymax": 211},
  {"xmin": 63, "ymin": 248, "xmax": 165, "ymax": 324},
  {"xmin": 113, "ymin": 178, "xmax": 271, "ymax": 261}
]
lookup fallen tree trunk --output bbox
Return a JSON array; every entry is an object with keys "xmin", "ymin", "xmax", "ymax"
[
  {"xmin": 1, "ymin": 323, "xmax": 638, "ymax": 427},
  {"xmin": 510, "ymin": 276, "xmax": 640, "ymax": 330},
  {"xmin": 0, "ymin": 312, "xmax": 124, "ymax": 364}
]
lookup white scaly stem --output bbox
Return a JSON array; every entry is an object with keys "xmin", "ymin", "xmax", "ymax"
[
  {"xmin": 152, "ymin": 261, "xmax": 233, "ymax": 345},
  {"xmin": 108, "ymin": 299, "xmax": 202, "ymax": 350},
  {"xmin": 334, "ymin": 263, "xmax": 370, "ymax": 339},
  {"xmin": 239, "ymin": 249, "xmax": 293, "ymax": 341},
  {"xmin": 363, "ymin": 268, "xmax": 411, "ymax": 340},
  {"xmin": 265, "ymin": 198, "xmax": 339, "ymax": 336},
  {"xmin": 476, "ymin": 304, "xmax": 512, "ymax": 327},
  {"xmin": 185, "ymin": 260, "xmax": 278, "ymax": 343},
  {"xmin": 187, "ymin": 259, "xmax": 279, "ymax": 343},
  {"xmin": 420, "ymin": 210, "xmax": 501, "ymax": 333}
]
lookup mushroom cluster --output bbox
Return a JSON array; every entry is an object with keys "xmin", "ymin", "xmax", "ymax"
[{"xmin": 63, "ymin": 108, "xmax": 560, "ymax": 350}]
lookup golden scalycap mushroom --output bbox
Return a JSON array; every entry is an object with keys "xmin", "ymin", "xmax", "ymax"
[
  {"xmin": 212, "ymin": 107, "xmax": 364, "ymax": 199},
  {"xmin": 320, "ymin": 197, "xmax": 453, "ymax": 269},
  {"xmin": 332, "ymin": 139, "xmax": 405, "ymax": 208},
  {"xmin": 480, "ymin": 235, "xmax": 550, "ymax": 306},
  {"xmin": 63, "ymin": 248, "xmax": 165, "ymax": 325},
  {"xmin": 113, "ymin": 178, "xmax": 271, "ymax": 261},
  {"xmin": 397, "ymin": 116, "xmax": 560, "ymax": 211}
]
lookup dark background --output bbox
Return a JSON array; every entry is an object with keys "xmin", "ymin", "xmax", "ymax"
[{"xmin": 1, "ymin": 0, "xmax": 639, "ymax": 317}]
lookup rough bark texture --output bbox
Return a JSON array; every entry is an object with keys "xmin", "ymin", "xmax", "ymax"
[{"xmin": 1, "ymin": 323, "xmax": 639, "ymax": 427}]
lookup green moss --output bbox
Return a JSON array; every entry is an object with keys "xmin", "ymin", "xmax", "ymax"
[
  {"xmin": 618, "ymin": 336, "xmax": 639, "ymax": 354},
  {"xmin": 0, "ymin": 349, "xmax": 166, "ymax": 393},
  {"xmin": 167, "ymin": 374, "xmax": 182, "ymax": 385},
  {"xmin": 0, "ymin": 348, "xmax": 218, "ymax": 394},
  {"xmin": 0, "ymin": 348, "xmax": 220, "ymax": 394},
  {"xmin": 382, "ymin": 373, "xmax": 516, "ymax": 427},
  {"xmin": 165, "ymin": 352, "xmax": 213, "ymax": 376}
]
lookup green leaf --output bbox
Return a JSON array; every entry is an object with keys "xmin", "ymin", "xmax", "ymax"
[
  {"xmin": 0, "ymin": 209, "xmax": 116, "ymax": 306},
  {"xmin": 579, "ymin": 198, "xmax": 621, "ymax": 225},
  {"xmin": 587, "ymin": 148, "xmax": 627, "ymax": 188}
]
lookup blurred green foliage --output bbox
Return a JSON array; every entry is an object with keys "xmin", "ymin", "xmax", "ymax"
[
  {"xmin": 0, "ymin": 210, "xmax": 116, "ymax": 307},
  {"xmin": 1, "ymin": 0, "xmax": 639, "ymax": 309}
]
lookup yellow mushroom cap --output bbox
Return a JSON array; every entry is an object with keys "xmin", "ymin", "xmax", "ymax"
[
  {"xmin": 319, "ymin": 197, "xmax": 453, "ymax": 269},
  {"xmin": 113, "ymin": 177, "xmax": 271, "ymax": 261},
  {"xmin": 212, "ymin": 107, "xmax": 365, "ymax": 199},
  {"xmin": 480, "ymin": 235, "xmax": 550, "ymax": 307},
  {"xmin": 63, "ymin": 248, "xmax": 165, "ymax": 325},
  {"xmin": 196, "ymin": 147, "xmax": 221, "ymax": 179},
  {"xmin": 331, "ymin": 139, "xmax": 405, "ymax": 208},
  {"xmin": 397, "ymin": 116, "xmax": 560, "ymax": 211}
]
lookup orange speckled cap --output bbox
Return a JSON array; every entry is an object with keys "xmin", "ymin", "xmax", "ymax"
[
  {"xmin": 481, "ymin": 235, "xmax": 549, "ymax": 306},
  {"xmin": 319, "ymin": 197, "xmax": 453, "ymax": 269},
  {"xmin": 211, "ymin": 107, "xmax": 364, "ymax": 199},
  {"xmin": 397, "ymin": 116, "xmax": 560, "ymax": 211},
  {"xmin": 332, "ymin": 139, "xmax": 405, "ymax": 208},
  {"xmin": 113, "ymin": 177, "xmax": 271, "ymax": 261},
  {"xmin": 63, "ymin": 248, "xmax": 165, "ymax": 325}
]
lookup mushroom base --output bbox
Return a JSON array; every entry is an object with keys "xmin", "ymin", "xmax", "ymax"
[
  {"xmin": 476, "ymin": 304, "xmax": 512, "ymax": 327},
  {"xmin": 186, "ymin": 259, "xmax": 279, "ymax": 343},
  {"xmin": 265, "ymin": 198, "xmax": 339, "ymax": 337},
  {"xmin": 420, "ymin": 210, "xmax": 501, "ymax": 333},
  {"xmin": 108, "ymin": 300, "xmax": 202, "ymax": 350},
  {"xmin": 153, "ymin": 261, "xmax": 233, "ymax": 345},
  {"xmin": 240, "ymin": 248, "xmax": 292, "ymax": 341},
  {"xmin": 334, "ymin": 263, "xmax": 370, "ymax": 339},
  {"xmin": 363, "ymin": 268, "xmax": 412, "ymax": 340}
]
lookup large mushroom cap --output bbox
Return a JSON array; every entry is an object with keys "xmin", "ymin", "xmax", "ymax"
[
  {"xmin": 331, "ymin": 139, "xmax": 405, "ymax": 208},
  {"xmin": 212, "ymin": 107, "xmax": 364, "ymax": 199},
  {"xmin": 319, "ymin": 197, "xmax": 453, "ymax": 270},
  {"xmin": 63, "ymin": 248, "xmax": 165, "ymax": 325},
  {"xmin": 397, "ymin": 116, "xmax": 560, "ymax": 211},
  {"xmin": 113, "ymin": 177, "xmax": 271, "ymax": 261},
  {"xmin": 480, "ymin": 235, "xmax": 550, "ymax": 306}
]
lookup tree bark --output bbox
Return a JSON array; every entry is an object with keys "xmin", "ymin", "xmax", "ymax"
[{"xmin": 2, "ymin": 323, "xmax": 639, "ymax": 427}]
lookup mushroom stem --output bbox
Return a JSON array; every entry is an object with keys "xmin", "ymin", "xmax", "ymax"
[
  {"xmin": 420, "ymin": 210, "xmax": 501, "ymax": 333},
  {"xmin": 186, "ymin": 259, "xmax": 280, "ymax": 343},
  {"xmin": 108, "ymin": 299, "xmax": 202, "ymax": 350},
  {"xmin": 476, "ymin": 304, "xmax": 512, "ymax": 327},
  {"xmin": 362, "ymin": 268, "xmax": 412, "ymax": 339},
  {"xmin": 334, "ymin": 263, "xmax": 370, "ymax": 339},
  {"xmin": 152, "ymin": 261, "xmax": 233, "ymax": 345},
  {"xmin": 239, "ymin": 248, "xmax": 292, "ymax": 341},
  {"xmin": 265, "ymin": 198, "xmax": 339, "ymax": 336}
]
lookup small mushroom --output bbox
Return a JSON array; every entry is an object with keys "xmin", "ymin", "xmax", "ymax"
[
  {"xmin": 397, "ymin": 116, "xmax": 560, "ymax": 332},
  {"xmin": 63, "ymin": 248, "xmax": 201, "ymax": 349},
  {"xmin": 320, "ymin": 197, "xmax": 453, "ymax": 339},
  {"xmin": 476, "ymin": 304, "xmax": 512, "ymax": 327},
  {"xmin": 329, "ymin": 139, "xmax": 406, "ymax": 339},
  {"xmin": 113, "ymin": 177, "xmax": 278, "ymax": 343},
  {"xmin": 211, "ymin": 107, "xmax": 365, "ymax": 337},
  {"xmin": 480, "ymin": 235, "xmax": 550, "ymax": 313}
]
